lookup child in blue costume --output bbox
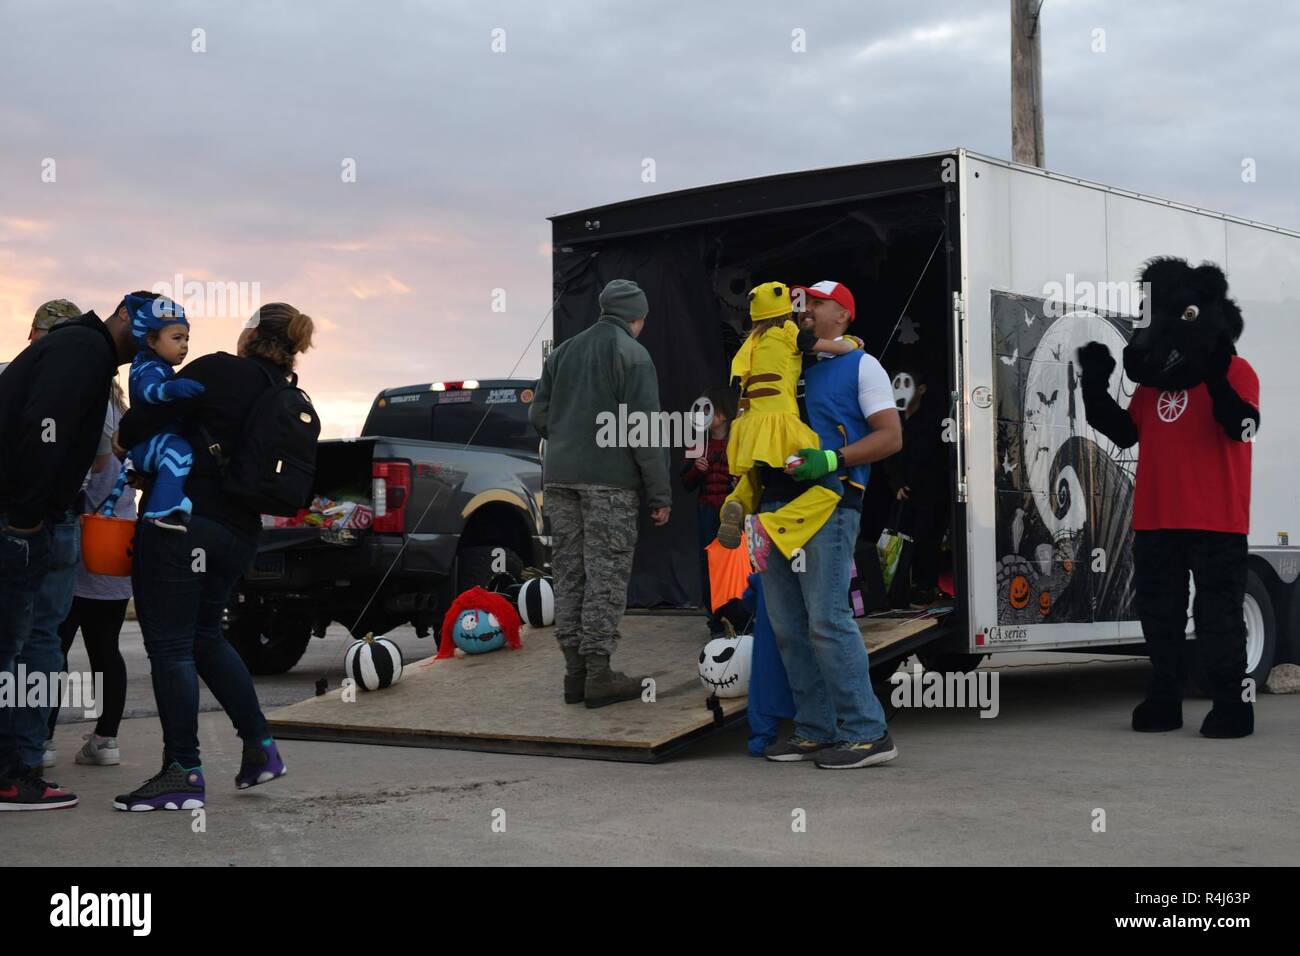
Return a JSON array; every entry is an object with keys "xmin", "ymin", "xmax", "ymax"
[
  {"xmin": 740, "ymin": 572, "xmax": 796, "ymax": 756},
  {"xmin": 102, "ymin": 294, "xmax": 205, "ymax": 531}
]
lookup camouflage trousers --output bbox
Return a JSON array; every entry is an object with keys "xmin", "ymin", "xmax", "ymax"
[{"xmin": 544, "ymin": 483, "xmax": 639, "ymax": 656}]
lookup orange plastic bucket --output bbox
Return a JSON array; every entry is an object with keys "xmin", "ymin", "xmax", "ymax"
[{"xmin": 80, "ymin": 514, "xmax": 136, "ymax": 576}]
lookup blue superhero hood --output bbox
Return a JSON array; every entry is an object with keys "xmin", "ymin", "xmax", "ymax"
[{"xmin": 125, "ymin": 293, "xmax": 188, "ymax": 345}]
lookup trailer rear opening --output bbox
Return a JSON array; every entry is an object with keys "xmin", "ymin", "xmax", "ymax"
[
  {"xmin": 552, "ymin": 156, "xmax": 965, "ymax": 627},
  {"xmin": 550, "ymin": 149, "xmax": 1300, "ymax": 689}
]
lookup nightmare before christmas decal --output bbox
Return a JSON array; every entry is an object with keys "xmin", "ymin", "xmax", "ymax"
[
  {"xmin": 993, "ymin": 291, "xmax": 1137, "ymax": 626},
  {"xmin": 697, "ymin": 632, "xmax": 753, "ymax": 698},
  {"xmin": 455, "ymin": 609, "xmax": 508, "ymax": 652},
  {"xmin": 436, "ymin": 586, "xmax": 524, "ymax": 659}
]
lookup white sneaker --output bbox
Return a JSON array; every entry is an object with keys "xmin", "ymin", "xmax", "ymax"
[
  {"xmin": 42, "ymin": 740, "xmax": 57, "ymax": 769},
  {"xmin": 74, "ymin": 734, "xmax": 121, "ymax": 766}
]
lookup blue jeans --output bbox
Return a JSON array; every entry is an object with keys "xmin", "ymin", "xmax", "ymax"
[
  {"xmin": 759, "ymin": 501, "xmax": 888, "ymax": 744},
  {"xmin": 0, "ymin": 514, "xmax": 79, "ymax": 774},
  {"xmin": 132, "ymin": 515, "xmax": 268, "ymax": 767},
  {"xmin": 745, "ymin": 574, "xmax": 796, "ymax": 756}
]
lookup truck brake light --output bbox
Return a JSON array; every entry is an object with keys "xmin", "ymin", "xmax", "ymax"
[{"xmin": 372, "ymin": 460, "xmax": 411, "ymax": 532}]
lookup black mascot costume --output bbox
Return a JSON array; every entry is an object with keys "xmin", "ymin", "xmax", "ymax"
[{"xmin": 1077, "ymin": 257, "xmax": 1260, "ymax": 739}]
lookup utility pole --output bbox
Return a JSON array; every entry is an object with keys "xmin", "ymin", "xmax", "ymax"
[{"xmin": 1011, "ymin": 0, "xmax": 1045, "ymax": 167}]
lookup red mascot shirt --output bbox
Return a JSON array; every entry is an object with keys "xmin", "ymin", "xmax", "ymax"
[{"xmin": 1127, "ymin": 356, "xmax": 1258, "ymax": 533}]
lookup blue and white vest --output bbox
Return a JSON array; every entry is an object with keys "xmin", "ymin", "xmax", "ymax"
[{"xmin": 802, "ymin": 352, "xmax": 872, "ymax": 491}]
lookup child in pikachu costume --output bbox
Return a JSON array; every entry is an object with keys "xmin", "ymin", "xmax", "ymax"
[{"xmin": 717, "ymin": 281, "xmax": 860, "ymax": 570}]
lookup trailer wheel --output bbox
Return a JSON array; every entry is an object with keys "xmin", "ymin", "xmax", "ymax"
[
  {"xmin": 1189, "ymin": 568, "xmax": 1276, "ymax": 696},
  {"xmin": 225, "ymin": 605, "xmax": 313, "ymax": 675},
  {"xmin": 916, "ymin": 650, "xmax": 989, "ymax": 675},
  {"xmin": 871, "ymin": 660, "xmax": 904, "ymax": 720},
  {"xmin": 1273, "ymin": 577, "xmax": 1300, "ymax": 665}
]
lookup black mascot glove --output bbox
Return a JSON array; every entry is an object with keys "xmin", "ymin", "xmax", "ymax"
[
  {"xmin": 1076, "ymin": 341, "xmax": 1138, "ymax": 449},
  {"xmin": 1121, "ymin": 342, "xmax": 1145, "ymax": 385},
  {"xmin": 1076, "ymin": 341, "xmax": 1115, "ymax": 388},
  {"xmin": 1205, "ymin": 338, "xmax": 1235, "ymax": 382},
  {"xmin": 1204, "ymin": 347, "xmax": 1258, "ymax": 443}
]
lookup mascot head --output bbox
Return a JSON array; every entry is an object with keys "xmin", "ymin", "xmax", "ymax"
[
  {"xmin": 1123, "ymin": 257, "xmax": 1242, "ymax": 390},
  {"xmin": 436, "ymin": 586, "xmax": 523, "ymax": 659}
]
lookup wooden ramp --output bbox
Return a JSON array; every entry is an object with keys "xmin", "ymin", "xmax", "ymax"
[{"xmin": 268, "ymin": 613, "xmax": 939, "ymax": 763}]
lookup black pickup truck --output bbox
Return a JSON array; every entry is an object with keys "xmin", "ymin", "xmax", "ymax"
[{"xmin": 224, "ymin": 378, "xmax": 548, "ymax": 673}]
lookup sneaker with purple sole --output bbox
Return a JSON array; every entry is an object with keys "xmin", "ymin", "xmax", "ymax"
[
  {"xmin": 113, "ymin": 762, "xmax": 205, "ymax": 811},
  {"xmin": 236, "ymin": 738, "xmax": 287, "ymax": 790}
]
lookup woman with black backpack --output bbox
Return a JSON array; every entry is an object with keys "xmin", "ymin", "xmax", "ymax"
[{"xmin": 112, "ymin": 303, "xmax": 317, "ymax": 811}]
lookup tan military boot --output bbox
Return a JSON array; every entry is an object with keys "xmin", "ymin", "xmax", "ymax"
[
  {"xmin": 561, "ymin": 644, "xmax": 586, "ymax": 705},
  {"xmin": 583, "ymin": 652, "xmax": 645, "ymax": 709}
]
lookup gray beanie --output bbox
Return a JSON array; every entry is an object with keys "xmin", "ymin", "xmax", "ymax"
[{"xmin": 598, "ymin": 279, "xmax": 648, "ymax": 323}]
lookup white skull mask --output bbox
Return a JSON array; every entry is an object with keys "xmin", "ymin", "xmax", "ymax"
[
  {"xmin": 697, "ymin": 634, "xmax": 753, "ymax": 698},
  {"xmin": 689, "ymin": 395, "xmax": 715, "ymax": 433},
  {"xmin": 892, "ymin": 372, "xmax": 916, "ymax": 412}
]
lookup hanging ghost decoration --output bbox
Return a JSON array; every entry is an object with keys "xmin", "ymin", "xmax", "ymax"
[{"xmin": 898, "ymin": 315, "xmax": 921, "ymax": 345}]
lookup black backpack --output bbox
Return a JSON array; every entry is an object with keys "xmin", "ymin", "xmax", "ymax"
[{"xmin": 201, "ymin": 363, "xmax": 320, "ymax": 516}]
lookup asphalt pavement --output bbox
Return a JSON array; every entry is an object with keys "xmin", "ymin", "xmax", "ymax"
[{"xmin": 15, "ymin": 622, "xmax": 1298, "ymax": 866}]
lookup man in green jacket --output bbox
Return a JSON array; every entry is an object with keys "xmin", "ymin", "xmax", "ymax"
[{"xmin": 529, "ymin": 279, "xmax": 672, "ymax": 708}]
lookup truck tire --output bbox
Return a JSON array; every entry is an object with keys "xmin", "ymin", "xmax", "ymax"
[
  {"xmin": 226, "ymin": 607, "xmax": 313, "ymax": 676},
  {"xmin": 1189, "ymin": 568, "xmax": 1276, "ymax": 696},
  {"xmin": 424, "ymin": 545, "xmax": 527, "ymax": 630},
  {"xmin": 457, "ymin": 545, "xmax": 524, "ymax": 595}
]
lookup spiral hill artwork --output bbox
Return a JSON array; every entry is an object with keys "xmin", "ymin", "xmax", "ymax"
[{"xmin": 992, "ymin": 291, "xmax": 1138, "ymax": 626}]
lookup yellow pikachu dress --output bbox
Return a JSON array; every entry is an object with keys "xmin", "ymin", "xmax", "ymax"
[{"xmin": 723, "ymin": 320, "xmax": 850, "ymax": 559}]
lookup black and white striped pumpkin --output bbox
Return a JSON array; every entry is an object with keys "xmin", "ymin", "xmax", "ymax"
[
  {"xmin": 516, "ymin": 577, "xmax": 555, "ymax": 628},
  {"xmin": 344, "ymin": 635, "xmax": 404, "ymax": 691}
]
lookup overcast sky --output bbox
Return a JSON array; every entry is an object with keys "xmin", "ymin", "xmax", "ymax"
[{"xmin": 2, "ymin": 0, "xmax": 1295, "ymax": 435}]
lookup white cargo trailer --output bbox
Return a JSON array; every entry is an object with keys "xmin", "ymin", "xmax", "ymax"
[
  {"xmin": 955, "ymin": 149, "xmax": 1299, "ymax": 686},
  {"xmin": 550, "ymin": 148, "xmax": 1300, "ymax": 688}
]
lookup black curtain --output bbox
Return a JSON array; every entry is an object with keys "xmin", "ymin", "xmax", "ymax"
[
  {"xmin": 549, "ymin": 200, "xmax": 947, "ymax": 609},
  {"xmin": 553, "ymin": 235, "xmax": 726, "ymax": 608}
]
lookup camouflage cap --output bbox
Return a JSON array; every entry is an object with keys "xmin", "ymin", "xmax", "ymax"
[{"xmin": 32, "ymin": 299, "xmax": 82, "ymax": 331}]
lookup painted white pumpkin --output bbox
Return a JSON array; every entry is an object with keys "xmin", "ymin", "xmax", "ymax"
[
  {"xmin": 697, "ymin": 633, "xmax": 753, "ymax": 698},
  {"xmin": 344, "ymin": 635, "xmax": 404, "ymax": 691},
  {"xmin": 517, "ymin": 577, "xmax": 555, "ymax": 627}
]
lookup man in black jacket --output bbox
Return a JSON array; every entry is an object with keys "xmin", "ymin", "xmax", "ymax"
[{"xmin": 0, "ymin": 299, "xmax": 137, "ymax": 810}]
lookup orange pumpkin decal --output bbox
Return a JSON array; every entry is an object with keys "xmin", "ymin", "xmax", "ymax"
[
  {"xmin": 1038, "ymin": 590, "xmax": 1052, "ymax": 616},
  {"xmin": 1009, "ymin": 575, "xmax": 1030, "ymax": 609}
]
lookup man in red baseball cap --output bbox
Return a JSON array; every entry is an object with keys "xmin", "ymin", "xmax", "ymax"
[
  {"xmin": 758, "ymin": 278, "xmax": 904, "ymax": 770},
  {"xmin": 793, "ymin": 280, "xmax": 856, "ymax": 323}
]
